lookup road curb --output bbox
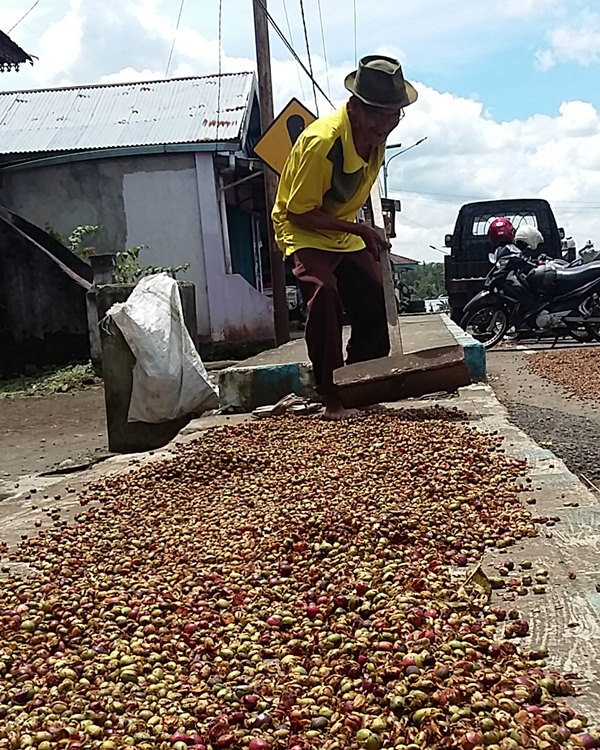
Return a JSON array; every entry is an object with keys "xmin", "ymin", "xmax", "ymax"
[
  {"xmin": 441, "ymin": 313, "xmax": 487, "ymax": 381},
  {"xmin": 218, "ymin": 362, "xmax": 318, "ymax": 413}
]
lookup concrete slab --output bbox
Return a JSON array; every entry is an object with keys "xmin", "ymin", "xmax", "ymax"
[
  {"xmin": 466, "ymin": 386, "xmax": 600, "ymax": 719},
  {"xmin": 442, "ymin": 314, "xmax": 487, "ymax": 381},
  {"xmin": 218, "ymin": 314, "xmax": 486, "ymax": 412},
  {"xmin": 400, "ymin": 314, "xmax": 457, "ymax": 350}
]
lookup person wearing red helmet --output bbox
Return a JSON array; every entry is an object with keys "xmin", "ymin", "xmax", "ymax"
[
  {"xmin": 487, "ymin": 217, "xmax": 529, "ymax": 334},
  {"xmin": 488, "ymin": 217, "xmax": 516, "ymax": 248},
  {"xmin": 488, "ymin": 217, "xmax": 519, "ymax": 264}
]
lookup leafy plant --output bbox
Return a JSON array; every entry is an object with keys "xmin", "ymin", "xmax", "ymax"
[
  {"xmin": 46, "ymin": 224, "xmax": 190, "ymax": 282},
  {"xmin": 45, "ymin": 224, "xmax": 65, "ymax": 245},
  {"xmin": 0, "ymin": 362, "xmax": 98, "ymax": 399},
  {"xmin": 113, "ymin": 246, "xmax": 190, "ymax": 284},
  {"xmin": 46, "ymin": 223, "xmax": 102, "ymax": 260},
  {"xmin": 67, "ymin": 225, "xmax": 102, "ymax": 260}
]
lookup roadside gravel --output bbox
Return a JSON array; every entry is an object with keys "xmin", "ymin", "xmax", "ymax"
[{"xmin": 488, "ymin": 346, "xmax": 600, "ymax": 487}]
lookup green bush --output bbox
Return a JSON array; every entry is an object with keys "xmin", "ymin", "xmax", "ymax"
[{"xmin": 45, "ymin": 223, "xmax": 189, "ymax": 281}]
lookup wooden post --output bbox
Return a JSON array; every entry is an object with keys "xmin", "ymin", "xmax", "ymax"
[
  {"xmin": 252, "ymin": 0, "xmax": 290, "ymax": 346},
  {"xmin": 369, "ymin": 183, "xmax": 403, "ymax": 355}
]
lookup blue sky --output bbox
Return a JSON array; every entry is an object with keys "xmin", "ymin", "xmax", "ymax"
[
  {"xmin": 1, "ymin": 0, "xmax": 600, "ymax": 261},
  {"xmin": 428, "ymin": 50, "xmax": 600, "ymax": 121},
  {"xmin": 458, "ymin": 52, "xmax": 599, "ymax": 123}
]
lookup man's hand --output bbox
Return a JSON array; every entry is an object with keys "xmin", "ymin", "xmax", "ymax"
[{"xmin": 358, "ymin": 224, "xmax": 392, "ymax": 260}]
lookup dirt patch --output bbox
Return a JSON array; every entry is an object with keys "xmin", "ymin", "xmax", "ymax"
[
  {"xmin": 527, "ymin": 347, "xmax": 600, "ymax": 400},
  {"xmin": 0, "ymin": 387, "xmax": 108, "ymax": 486}
]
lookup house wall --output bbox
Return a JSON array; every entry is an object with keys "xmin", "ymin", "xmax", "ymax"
[
  {"xmin": 120, "ymin": 159, "xmax": 210, "ymax": 338},
  {"xmin": 193, "ymin": 154, "xmax": 273, "ymax": 342},
  {"xmin": 0, "ymin": 151, "xmax": 274, "ymax": 342},
  {"xmin": 1, "ymin": 156, "xmax": 130, "ymax": 252}
]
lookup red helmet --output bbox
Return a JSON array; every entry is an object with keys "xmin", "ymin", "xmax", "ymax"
[{"xmin": 488, "ymin": 217, "xmax": 515, "ymax": 247}]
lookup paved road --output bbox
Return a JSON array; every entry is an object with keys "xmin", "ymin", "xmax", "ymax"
[{"xmin": 488, "ymin": 344, "xmax": 600, "ymax": 488}]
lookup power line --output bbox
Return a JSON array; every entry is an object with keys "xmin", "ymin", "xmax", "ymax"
[
  {"xmin": 8, "ymin": 0, "xmax": 40, "ymax": 33},
  {"xmin": 281, "ymin": 0, "xmax": 306, "ymax": 99},
  {"xmin": 255, "ymin": 0, "xmax": 334, "ymax": 108},
  {"xmin": 400, "ymin": 214, "xmax": 439, "ymax": 234},
  {"xmin": 299, "ymin": 0, "xmax": 318, "ymax": 114},
  {"xmin": 353, "ymin": 0, "xmax": 357, "ymax": 65},
  {"xmin": 165, "ymin": 0, "xmax": 185, "ymax": 77},
  {"xmin": 316, "ymin": 0, "xmax": 331, "ymax": 100},
  {"xmin": 391, "ymin": 188, "xmax": 600, "ymax": 214},
  {"xmin": 215, "ymin": 0, "xmax": 223, "ymax": 148}
]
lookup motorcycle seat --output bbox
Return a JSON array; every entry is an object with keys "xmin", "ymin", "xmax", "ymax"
[{"xmin": 554, "ymin": 262, "xmax": 600, "ymax": 293}]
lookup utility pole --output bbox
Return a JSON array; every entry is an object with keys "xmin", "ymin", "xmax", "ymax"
[{"xmin": 252, "ymin": 0, "xmax": 289, "ymax": 345}]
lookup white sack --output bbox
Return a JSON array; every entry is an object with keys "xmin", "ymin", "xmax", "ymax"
[{"xmin": 107, "ymin": 273, "xmax": 219, "ymax": 422}]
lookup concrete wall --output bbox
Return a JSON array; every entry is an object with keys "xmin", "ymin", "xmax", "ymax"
[
  {"xmin": 0, "ymin": 156, "xmax": 130, "ymax": 253},
  {"xmin": 0, "ymin": 151, "xmax": 274, "ymax": 343},
  {"xmin": 121, "ymin": 160, "xmax": 210, "ymax": 338}
]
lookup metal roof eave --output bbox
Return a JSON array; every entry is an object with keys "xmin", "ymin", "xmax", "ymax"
[
  {"xmin": 237, "ymin": 78, "xmax": 259, "ymax": 150},
  {"xmin": 0, "ymin": 30, "xmax": 35, "ymax": 71},
  {"xmin": 0, "ymin": 141, "xmax": 243, "ymax": 173}
]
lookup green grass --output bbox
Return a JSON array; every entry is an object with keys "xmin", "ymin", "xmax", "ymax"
[{"xmin": 0, "ymin": 362, "xmax": 100, "ymax": 399}]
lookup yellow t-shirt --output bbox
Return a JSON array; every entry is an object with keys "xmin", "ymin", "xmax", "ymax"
[{"xmin": 271, "ymin": 105, "xmax": 384, "ymax": 257}]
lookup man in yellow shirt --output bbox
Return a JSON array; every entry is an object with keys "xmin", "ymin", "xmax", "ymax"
[{"xmin": 272, "ymin": 55, "xmax": 418, "ymax": 420}]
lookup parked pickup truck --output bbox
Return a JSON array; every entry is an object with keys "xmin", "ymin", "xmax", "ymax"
[{"xmin": 443, "ymin": 198, "xmax": 565, "ymax": 322}]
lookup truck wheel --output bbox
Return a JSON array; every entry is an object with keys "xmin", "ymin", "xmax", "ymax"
[{"xmin": 450, "ymin": 307, "xmax": 463, "ymax": 323}]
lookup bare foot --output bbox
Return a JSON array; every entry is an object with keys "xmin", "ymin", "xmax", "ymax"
[
  {"xmin": 358, "ymin": 404, "xmax": 387, "ymax": 413},
  {"xmin": 322, "ymin": 393, "xmax": 360, "ymax": 421},
  {"xmin": 322, "ymin": 404, "xmax": 360, "ymax": 421}
]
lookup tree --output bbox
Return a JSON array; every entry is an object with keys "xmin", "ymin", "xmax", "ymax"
[{"xmin": 403, "ymin": 263, "xmax": 446, "ymax": 299}]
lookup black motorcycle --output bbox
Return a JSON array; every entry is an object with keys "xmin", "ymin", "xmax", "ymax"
[{"xmin": 460, "ymin": 249, "xmax": 600, "ymax": 349}]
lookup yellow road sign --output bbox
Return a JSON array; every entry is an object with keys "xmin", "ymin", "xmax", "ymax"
[{"xmin": 253, "ymin": 98, "xmax": 317, "ymax": 175}]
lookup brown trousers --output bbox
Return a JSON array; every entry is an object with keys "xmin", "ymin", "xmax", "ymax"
[{"xmin": 292, "ymin": 248, "xmax": 390, "ymax": 395}]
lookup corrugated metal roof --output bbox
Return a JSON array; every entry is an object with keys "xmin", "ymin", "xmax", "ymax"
[
  {"xmin": 390, "ymin": 254, "xmax": 419, "ymax": 265},
  {"xmin": 0, "ymin": 72, "xmax": 255, "ymax": 155}
]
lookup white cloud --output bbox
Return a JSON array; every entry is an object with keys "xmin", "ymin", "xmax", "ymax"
[
  {"xmin": 536, "ymin": 9, "xmax": 600, "ymax": 70},
  {"xmin": 503, "ymin": 0, "xmax": 559, "ymax": 19},
  {"xmin": 29, "ymin": 0, "xmax": 83, "ymax": 85}
]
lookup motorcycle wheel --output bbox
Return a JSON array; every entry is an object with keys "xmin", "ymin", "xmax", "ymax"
[
  {"xmin": 568, "ymin": 325, "xmax": 596, "ymax": 343},
  {"xmin": 569, "ymin": 297, "xmax": 600, "ymax": 343},
  {"xmin": 460, "ymin": 303, "xmax": 509, "ymax": 349},
  {"xmin": 504, "ymin": 326, "xmax": 522, "ymax": 342}
]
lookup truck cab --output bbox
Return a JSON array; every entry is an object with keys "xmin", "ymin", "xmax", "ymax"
[{"xmin": 443, "ymin": 198, "xmax": 564, "ymax": 322}]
